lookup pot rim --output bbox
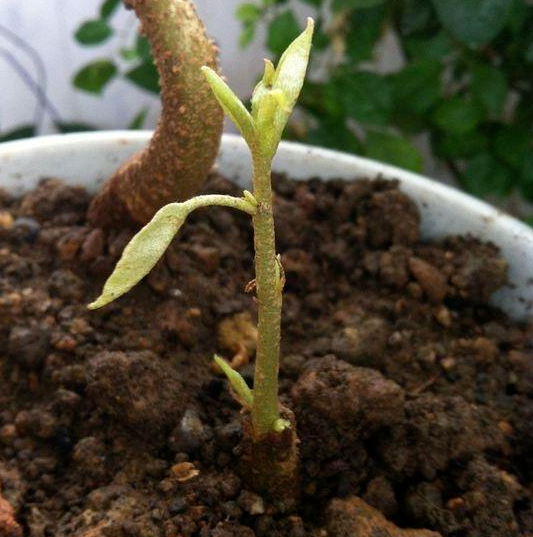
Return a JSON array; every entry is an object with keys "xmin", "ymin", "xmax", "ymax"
[{"xmin": 1, "ymin": 130, "xmax": 532, "ymax": 321}]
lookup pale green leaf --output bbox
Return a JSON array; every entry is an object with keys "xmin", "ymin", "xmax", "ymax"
[
  {"xmin": 214, "ymin": 355, "xmax": 254, "ymax": 408},
  {"xmin": 202, "ymin": 67, "xmax": 255, "ymax": 145},
  {"xmin": 89, "ymin": 203, "xmax": 186, "ymax": 309},
  {"xmin": 252, "ymin": 18, "xmax": 314, "ymax": 157},
  {"xmin": 273, "ymin": 17, "xmax": 314, "ymax": 115}
]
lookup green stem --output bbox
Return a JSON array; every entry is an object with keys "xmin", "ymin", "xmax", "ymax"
[{"xmin": 250, "ymin": 153, "xmax": 283, "ymax": 437}]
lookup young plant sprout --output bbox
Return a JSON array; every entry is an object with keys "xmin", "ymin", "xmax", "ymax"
[{"xmin": 89, "ymin": 19, "xmax": 314, "ymax": 497}]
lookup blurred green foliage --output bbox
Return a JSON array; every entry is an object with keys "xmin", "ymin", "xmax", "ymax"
[
  {"xmin": 237, "ymin": 0, "xmax": 533, "ymax": 204},
  {"xmin": 71, "ymin": 0, "xmax": 533, "ymax": 206}
]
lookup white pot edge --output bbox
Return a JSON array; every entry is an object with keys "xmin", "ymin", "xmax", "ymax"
[{"xmin": 0, "ymin": 130, "xmax": 532, "ymax": 321}]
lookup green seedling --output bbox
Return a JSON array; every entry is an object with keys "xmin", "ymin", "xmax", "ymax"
[{"xmin": 89, "ymin": 19, "xmax": 314, "ymax": 498}]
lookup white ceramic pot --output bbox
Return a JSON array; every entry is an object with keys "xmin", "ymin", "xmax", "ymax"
[{"xmin": 1, "ymin": 131, "xmax": 532, "ymax": 321}]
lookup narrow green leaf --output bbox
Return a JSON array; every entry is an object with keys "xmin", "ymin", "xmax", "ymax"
[
  {"xmin": 89, "ymin": 204, "xmax": 186, "ymax": 309},
  {"xmin": 430, "ymin": 0, "xmax": 512, "ymax": 47},
  {"xmin": 365, "ymin": 131, "xmax": 423, "ymax": 172},
  {"xmin": 214, "ymin": 355, "xmax": 254, "ymax": 409},
  {"xmin": 100, "ymin": 0, "xmax": 121, "ymax": 19},
  {"xmin": 125, "ymin": 61, "xmax": 159, "ymax": 94},
  {"xmin": 202, "ymin": 67, "xmax": 255, "ymax": 145},
  {"xmin": 74, "ymin": 19, "xmax": 113, "ymax": 45},
  {"xmin": 128, "ymin": 108, "xmax": 149, "ymax": 130},
  {"xmin": 73, "ymin": 60, "xmax": 117, "ymax": 95}
]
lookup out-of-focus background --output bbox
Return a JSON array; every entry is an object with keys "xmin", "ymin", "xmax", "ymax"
[{"xmin": 1, "ymin": 0, "xmax": 532, "ymax": 215}]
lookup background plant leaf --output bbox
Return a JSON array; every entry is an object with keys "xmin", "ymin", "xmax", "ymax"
[
  {"xmin": 125, "ymin": 62, "xmax": 159, "ymax": 94},
  {"xmin": 432, "ymin": 97, "xmax": 485, "ymax": 135},
  {"xmin": 471, "ymin": 64, "xmax": 508, "ymax": 116},
  {"xmin": 267, "ymin": 10, "xmax": 301, "ymax": 55},
  {"xmin": 430, "ymin": 0, "xmax": 513, "ymax": 47},
  {"xmin": 339, "ymin": 71, "xmax": 392, "ymax": 126},
  {"xmin": 461, "ymin": 152, "xmax": 514, "ymax": 198},
  {"xmin": 128, "ymin": 108, "xmax": 149, "ymax": 130},
  {"xmin": 100, "ymin": 0, "xmax": 121, "ymax": 20},
  {"xmin": 73, "ymin": 60, "xmax": 117, "ymax": 94},
  {"xmin": 75, "ymin": 19, "xmax": 113, "ymax": 45},
  {"xmin": 365, "ymin": 131, "xmax": 423, "ymax": 172}
]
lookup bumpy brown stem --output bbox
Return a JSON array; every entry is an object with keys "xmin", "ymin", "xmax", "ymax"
[
  {"xmin": 88, "ymin": 0, "xmax": 223, "ymax": 228},
  {"xmin": 239, "ymin": 406, "xmax": 299, "ymax": 503}
]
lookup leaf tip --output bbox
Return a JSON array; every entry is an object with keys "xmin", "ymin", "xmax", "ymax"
[{"xmin": 87, "ymin": 296, "xmax": 108, "ymax": 310}]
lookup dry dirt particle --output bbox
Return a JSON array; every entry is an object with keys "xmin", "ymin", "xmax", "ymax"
[{"xmin": 326, "ymin": 496, "xmax": 441, "ymax": 537}]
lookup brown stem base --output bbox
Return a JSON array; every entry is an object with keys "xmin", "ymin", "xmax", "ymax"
[{"xmin": 238, "ymin": 406, "xmax": 300, "ymax": 506}]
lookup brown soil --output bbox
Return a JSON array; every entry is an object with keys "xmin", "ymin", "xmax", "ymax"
[{"xmin": 1, "ymin": 174, "xmax": 533, "ymax": 537}]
